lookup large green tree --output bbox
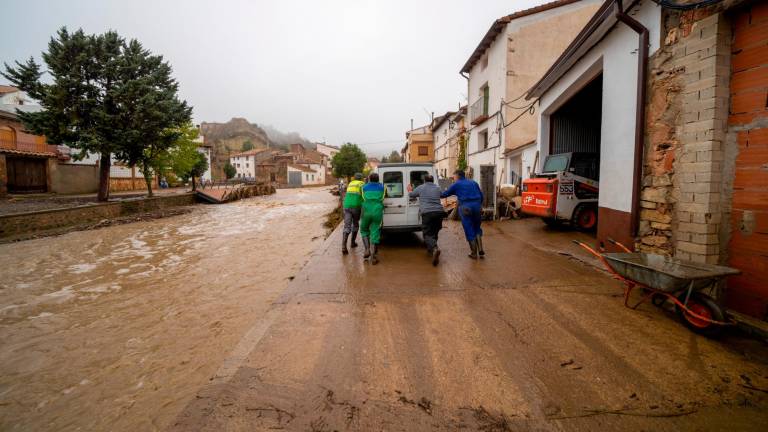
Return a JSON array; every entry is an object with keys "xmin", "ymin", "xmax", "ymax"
[
  {"xmin": 3, "ymin": 28, "xmax": 190, "ymax": 201},
  {"xmin": 331, "ymin": 143, "xmax": 367, "ymax": 179},
  {"xmin": 223, "ymin": 161, "xmax": 236, "ymax": 179}
]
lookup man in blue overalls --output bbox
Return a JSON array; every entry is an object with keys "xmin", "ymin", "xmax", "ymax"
[{"xmin": 441, "ymin": 169, "xmax": 485, "ymax": 259}]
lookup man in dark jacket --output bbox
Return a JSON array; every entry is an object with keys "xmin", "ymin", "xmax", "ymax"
[
  {"xmin": 441, "ymin": 170, "xmax": 485, "ymax": 259},
  {"xmin": 408, "ymin": 174, "xmax": 445, "ymax": 266}
]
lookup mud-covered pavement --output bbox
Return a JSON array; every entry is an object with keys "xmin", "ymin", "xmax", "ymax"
[
  {"xmin": 0, "ymin": 187, "xmax": 336, "ymax": 431},
  {"xmin": 172, "ymin": 220, "xmax": 768, "ymax": 431}
]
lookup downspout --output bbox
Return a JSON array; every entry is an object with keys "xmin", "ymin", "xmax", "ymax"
[{"xmin": 615, "ymin": 0, "xmax": 649, "ymax": 237}]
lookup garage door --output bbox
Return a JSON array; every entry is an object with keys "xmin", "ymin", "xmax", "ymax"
[
  {"xmin": 726, "ymin": 3, "xmax": 768, "ymax": 319},
  {"xmin": 7, "ymin": 157, "xmax": 48, "ymax": 193}
]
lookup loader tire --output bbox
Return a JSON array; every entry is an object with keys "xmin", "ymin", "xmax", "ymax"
[{"xmin": 572, "ymin": 204, "xmax": 598, "ymax": 232}]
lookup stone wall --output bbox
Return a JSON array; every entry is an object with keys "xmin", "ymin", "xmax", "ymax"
[
  {"xmin": 0, "ymin": 193, "xmax": 197, "ymax": 240},
  {"xmin": 638, "ymin": 6, "xmax": 732, "ymax": 264},
  {"xmin": 49, "ymin": 163, "xmax": 100, "ymax": 194}
]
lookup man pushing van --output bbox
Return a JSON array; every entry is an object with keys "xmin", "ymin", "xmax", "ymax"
[
  {"xmin": 341, "ymin": 173, "xmax": 365, "ymax": 255},
  {"xmin": 408, "ymin": 174, "xmax": 445, "ymax": 266},
  {"xmin": 360, "ymin": 172, "xmax": 385, "ymax": 264},
  {"xmin": 441, "ymin": 169, "xmax": 486, "ymax": 259}
]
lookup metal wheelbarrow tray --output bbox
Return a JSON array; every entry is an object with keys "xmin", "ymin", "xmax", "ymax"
[{"xmin": 602, "ymin": 253, "xmax": 740, "ymax": 293}]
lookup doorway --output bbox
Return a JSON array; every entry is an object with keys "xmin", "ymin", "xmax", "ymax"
[{"xmin": 7, "ymin": 156, "xmax": 48, "ymax": 193}]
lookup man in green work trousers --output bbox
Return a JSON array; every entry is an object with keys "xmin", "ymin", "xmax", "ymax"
[
  {"xmin": 341, "ymin": 173, "xmax": 365, "ymax": 255},
  {"xmin": 359, "ymin": 172, "xmax": 385, "ymax": 265}
]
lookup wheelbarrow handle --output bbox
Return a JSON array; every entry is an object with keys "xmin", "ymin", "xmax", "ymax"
[
  {"xmin": 572, "ymin": 240, "xmax": 603, "ymax": 259},
  {"xmin": 606, "ymin": 237, "xmax": 632, "ymax": 253}
]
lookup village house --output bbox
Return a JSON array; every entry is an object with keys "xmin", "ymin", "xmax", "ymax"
[
  {"xmin": 230, "ymin": 149, "xmax": 267, "ymax": 179},
  {"xmin": 194, "ymin": 130, "xmax": 213, "ymax": 183},
  {"xmin": 0, "ymin": 86, "xmax": 101, "ymax": 196},
  {"xmin": 402, "ymin": 124, "xmax": 434, "ymax": 163},
  {"xmin": 462, "ymin": 0, "xmax": 602, "ymax": 210},
  {"xmin": 526, "ymin": 0, "xmax": 767, "ymax": 319},
  {"xmin": 433, "ymin": 106, "xmax": 467, "ymax": 180},
  {"xmin": 365, "ymin": 157, "xmax": 380, "ymax": 172},
  {"xmin": 251, "ymin": 143, "xmax": 327, "ymax": 187}
]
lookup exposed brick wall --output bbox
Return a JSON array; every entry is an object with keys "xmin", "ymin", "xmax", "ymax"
[{"xmin": 639, "ymin": 7, "xmax": 732, "ymax": 264}]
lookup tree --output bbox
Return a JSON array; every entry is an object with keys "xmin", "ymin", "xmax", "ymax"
[
  {"xmin": 170, "ymin": 134, "xmax": 203, "ymax": 185},
  {"xmin": 456, "ymin": 133, "xmax": 468, "ymax": 171},
  {"xmin": 224, "ymin": 161, "xmax": 237, "ymax": 180},
  {"xmin": 121, "ymin": 41, "xmax": 192, "ymax": 197},
  {"xmin": 242, "ymin": 140, "xmax": 254, "ymax": 151},
  {"xmin": 189, "ymin": 152, "xmax": 209, "ymax": 191},
  {"xmin": 331, "ymin": 143, "xmax": 367, "ymax": 179},
  {"xmin": 4, "ymin": 29, "xmax": 124, "ymax": 201},
  {"xmin": 384, "ymin": 150, "xmax": 403, "ymax": 163},
  {"xmin": 3, "ymin": 28, "xmax": 190, "ymax": 201},
  {"xmin": 223, "ymin": 161, "xmax": 236, "ymax": 179}
]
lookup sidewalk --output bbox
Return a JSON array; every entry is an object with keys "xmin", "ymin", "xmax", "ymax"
[
  {"xmin": 169, "ymin": 220, "xmax": 768, "ymax": 431},
  {"xmin": 0, "ymin": 187, "xmax": 189, "ymax": 215}
]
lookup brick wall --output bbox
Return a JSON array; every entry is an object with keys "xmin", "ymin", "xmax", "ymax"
[{"xmin": 639, "ymin": 7, "xmax": 731, "ymax": 264}]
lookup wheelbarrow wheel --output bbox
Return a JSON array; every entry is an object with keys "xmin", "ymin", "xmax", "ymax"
[{"xmin": 675, "ymin": 292, "xmax": 725, "ymax": 337}]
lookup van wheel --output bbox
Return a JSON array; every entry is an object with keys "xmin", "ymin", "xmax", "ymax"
[{"xmin": 573, "ymin": 204, "xmax": 597, "ymax": 232}]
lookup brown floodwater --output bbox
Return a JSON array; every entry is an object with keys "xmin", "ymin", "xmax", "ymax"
[{"xmin": 0, "ymin": 187, "xmax": 336, "ymax": 431}]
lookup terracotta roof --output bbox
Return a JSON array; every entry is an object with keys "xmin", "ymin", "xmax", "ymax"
[
  {"xmin": 0, "ymin": 85, "xmax": 19, "ymax": 94},
  {"xmin": 230, "ymin": 148, "xmax": 269, "ymax": 158},
  {"xmin": 288, "ymin": 163, "xmax": 316, "ymax": 173},
  {"xmin": 460, "ymin": 0, "xmax": 583, "ymax": 74}
]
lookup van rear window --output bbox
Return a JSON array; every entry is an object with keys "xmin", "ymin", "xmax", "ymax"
[
  {"xmin": 383, "ymin": 171, "xmax": 404, "ymax": 197},
  {"xmin": 410, "ymin": 171, "xmax": 428, "ymax": 188}
]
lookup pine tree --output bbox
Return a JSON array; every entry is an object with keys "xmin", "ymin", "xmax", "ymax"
[{"xmin": 3, "ymin": 28, "xmax": 191, "ymax": 201}]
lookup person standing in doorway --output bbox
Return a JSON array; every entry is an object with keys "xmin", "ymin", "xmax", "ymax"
[
  {"xmin": 359, "ymin": 173, "xmax": 385, "ymax": 265},
  {"xmin": 408, "ymin": 174, "xmax": 446, "ymax": 266},
  {"xmin": 441, "ymin": 169, "xmax": 485, "ymax": 259},
  {"xmin": 341, "ymin": 173, "xmax": 365, "ymax": 255}
]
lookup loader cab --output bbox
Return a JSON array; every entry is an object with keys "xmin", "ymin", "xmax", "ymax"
[
  {"xmin": 539, "ymin": 152, "xmax": 599, "ymax": 180},
  {"xmin": 376, "ymin": 163, "xmax": 436, "ymax": 232}
]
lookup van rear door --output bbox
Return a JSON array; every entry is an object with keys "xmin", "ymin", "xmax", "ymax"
[
  {"xmin": 382, "ymin": 169, "xmax": 407, "ymax": 226},
  {"xmin": 406, "ymin": 168, "xmax": 431, "ymax": 226}
]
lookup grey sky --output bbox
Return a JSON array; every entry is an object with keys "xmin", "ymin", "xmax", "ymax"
[{"xmin": 2, "ymin": 0, "xmax": 552, "ymax": 157}]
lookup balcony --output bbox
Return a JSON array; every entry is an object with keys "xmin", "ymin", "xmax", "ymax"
[
  {"xmin": 0, "ymin": 136, "xmax": 58, "ymax": 156},
  {"xmin": 470, "ymin": 95, "xmax": 490, "ymax": 125}
]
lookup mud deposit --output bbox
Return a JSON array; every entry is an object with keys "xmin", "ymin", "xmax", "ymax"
[{"xmin": 0, "ymin": 187, "xmax": 336, "ymax": 431}]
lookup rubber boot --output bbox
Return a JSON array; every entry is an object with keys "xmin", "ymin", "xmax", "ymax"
[
  {"xmin": 468, "ymin": 240, "xmax": 478, "ymax": 259},
  {"xmin": 363, "ymin": 237, "xmax": 371, "ymax": 259},
  {"xmin": 371, "ymin": 244, "xmax": 379, "ymax": 265},
  {"xmin": 342, "ymin": 232, "xmax": 349, "ymax": 255},
  {"xmin": 477, "ymin": 236, "xmax": 485, "ymax": 258},
  {"xmin": 350, "ymin": 231, "xmax": 358, "ymax": 248},
  {"xmin": 432, "ymin": 247, "xmax": 441, "ymax": 266}
]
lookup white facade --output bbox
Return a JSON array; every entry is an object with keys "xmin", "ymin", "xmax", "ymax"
[
  {"xmin": 315, "ymin": 143, "xmax": 339, "ymax": 160},
  {"xmin": 535, "ymin": 1, "xmax": 662, "ymax": 214},
  {"xmin": 433, "ymin": 118, "xmax": 452, "ymax": 179},
  {"xmin": 504, "ymin": 142, "xmax": 538, "ymax": 185},
  {"xmin": 230, "ymin": 154, "xmax": 257, "ymax": 178},
  {"xmin": 287, "ymin": 164, "xmax": 322, "ymax": 186}
]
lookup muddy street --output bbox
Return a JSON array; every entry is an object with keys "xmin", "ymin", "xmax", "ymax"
[
  {"xmin": 0, "ymin": 187, "xmax": 337, "ymax": 431},
  {"xmin": 172, "ymin": 220, "xmax": 768, "ymax": 431}
]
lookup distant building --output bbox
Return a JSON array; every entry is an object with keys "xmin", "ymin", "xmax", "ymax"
[
  {"xmin": 402, "ymin": 125, "xmax": 433, "ymax": 163},
  {"xmin": 195, "ymin": 127, "xmax": 212, "ymax": 182},
  {"xmin": 365, "ymin": 157, "xmax": 380, "ymax": 172},
  {"xmin": 230, "ymin": 149, "xmax": 270, "ymax": 179},
  {"xmin": 315, "ymin": 142, "xmax": 339, "ymax": 160},
  {"xmin": 432, "ymin": 107, "xmax": 466, "ymax": 179}
]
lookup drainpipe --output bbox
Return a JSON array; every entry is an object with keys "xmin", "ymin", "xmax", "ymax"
[{"xmin": 615, "ymin": 0, "xmax": 649, "ymax": 237}]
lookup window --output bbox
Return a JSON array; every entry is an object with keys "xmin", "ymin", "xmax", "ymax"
[
  {"xmin": 270, "ymin": 173, "xmax": 276, "ymax": 182},
  {"xmin": 542, "ymin": 154, "xmax": 569, "ymax": 173},
  {"xmin": 478, "ymin": 130, "xmax": 489, "ymax": 150},
  {"xmin": 418, "ymin": 146, "xmax": 428, "ymax": 156},
  {"xmin": 481, "ymin": 84, "xmax": 490, "ymax": 116},
  {"xmin": 383, "ymin": 171, "xmax": 404, "ymax": 198},
  {"xmin": 481, "ymin": 54, "xmax": 488, "ymax": 71},
  {"xmin": 410, "ymin": 171, "xmax": 428, "ymax": 188},
  {"xmin": 246, "ymin": 163, "xmax": 249, "ymax": 168}
]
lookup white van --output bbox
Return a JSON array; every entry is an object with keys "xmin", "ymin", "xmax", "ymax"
[{"xmin": 376, "ymin": 163, "xmax": 437, "ymax": 232}]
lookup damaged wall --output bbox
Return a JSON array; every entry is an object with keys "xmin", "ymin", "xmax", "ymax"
[{"xmin": 638, "ymin": 6, "xmax": 732, "ymax": 265}]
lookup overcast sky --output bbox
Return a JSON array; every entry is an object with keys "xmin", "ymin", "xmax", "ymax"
[{"xmin": 1, "ymin": 0, "xmax": 553, "ymax": 157}]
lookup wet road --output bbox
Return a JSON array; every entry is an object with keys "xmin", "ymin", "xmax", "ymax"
[
  {"xmin": 0, "ymin": 187, "xmax": 336, "ymax": 431},
  {"xmin": 172, "ymin": 220, "xmax": 768, "ymax": 431}
]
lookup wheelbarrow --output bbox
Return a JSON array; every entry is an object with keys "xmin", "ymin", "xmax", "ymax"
[{"xmin": 573, "ymin": 239, "xmax": 741, "ymax": 336}]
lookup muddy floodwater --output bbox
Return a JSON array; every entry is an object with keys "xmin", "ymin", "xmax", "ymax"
[{"xmin": 0, "ymin": 187, "xmax": 336, "ymax": 431}]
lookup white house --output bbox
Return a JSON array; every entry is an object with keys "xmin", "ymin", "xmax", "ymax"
[
  {"xmin": 230, "ymin": 149, "xmax": 267, "ymax": 179},
  {"xmin": 194, "ymin": 133, "xmax": 212, "ymax": 182},
  {"xmin": 287, "ymin": 163, "xmax": 321, "ymax": 186},
  {"xmin": 462, "ymin": 0, "xmax": 601, "ymax": 210}
]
